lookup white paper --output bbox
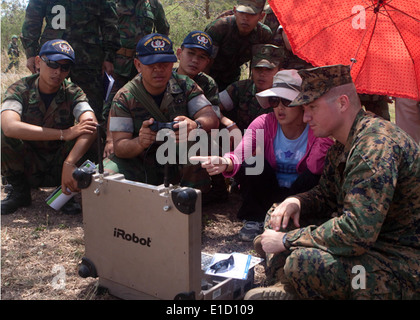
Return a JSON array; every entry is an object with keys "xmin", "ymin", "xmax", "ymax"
[
  {"xmin": 204, "ymin": 252, "xmax": 263, "ymax": 280},
  {"xmin": 103, "ymin": 72, "xmax": 115, "ymax": 102}
]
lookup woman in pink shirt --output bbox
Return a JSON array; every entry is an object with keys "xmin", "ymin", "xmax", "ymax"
[{"xmin": 192, "ymin": 70, "xmax": 333, "ymax": 241}]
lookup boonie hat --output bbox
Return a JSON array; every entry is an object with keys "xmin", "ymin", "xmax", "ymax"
[
  {"xmin": 39, "ymin": 39, "xmax": 75, "ymax": 63},
  {"xmin": 290, "ymin": 64, "xmax": 353, "ymax": 106},
  {"xmin": 182, "ymin": 31, "xmax": 213, "ymax": 56},
  {"xmin": 256, "ymin": 69, "xmax": 302, "ymax": 109},
  {"xmin": 136, "ymin": 33, "xmax": 177, "ymax": 65},
  {"xmin": 251, "ymin": 44, "xmax": 284, "ymax": 69},
  {"xmin": 236, "ymin": 0, "xmax": 266, "ymax": 14}
]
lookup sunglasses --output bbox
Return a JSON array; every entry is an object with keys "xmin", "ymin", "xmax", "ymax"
[
  {"xmin": 268, "ymin": 96, "xmax": 292, "ymax": 108},
  {"xmin": 41, "ymin": 56, "xmax": 72, "ymax": 72}
]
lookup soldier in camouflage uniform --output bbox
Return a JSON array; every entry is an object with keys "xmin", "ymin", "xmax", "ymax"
[
  {"xmin": 102, "ymin": 0, "xmax": 170, "ymax": 121},
  {"xmin": 175, "ymin": 31, "xmax": 221, "ymax": 117},
  {"xmin": 104, "ymin": 34, "xmax": 219, "ymax": 191},
  {"xmin": 4, "ymin": 35, "xmax": 20, "ymax": 73},
  {"xmin": 219, "ymin": 44, "xmax": 284, "ymax": 133},
  {"xmin": 245, "ymin": 65, "xmax": 420, "ymax": 300},
  {"xmin": 1, "ymin": 40, "xmax": 98, "ymax": 215},
  {"xmin": 21, "ymin": 0, "xmax": 120, "ymax": 122},
  {"xmin": 174, "ymin": 31, "xmax": 229, "ymax": 203},
  {"xmin": 204, "ymin": 0, "xmax": 273, "ymax": 91}
]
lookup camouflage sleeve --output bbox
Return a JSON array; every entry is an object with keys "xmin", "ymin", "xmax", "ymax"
[
  {"xmin": 258, "ymin": 22, "xmax": 274, "ymax": 44},
  {"xmin": 204, "ymin": 18, "xmax": 228, "ymax": 59},
  {"xmin": 287, "ymin": 134, "xmax": 402, "ymax": 256},
  {"xmin": 196, "ymin": 73, "xmax": 220, "ymax": 106},
  {"xmin": 21, "ymin": 0, "xmax": 47, "ymax": 58},
  {"xmin": 100, "ymin": 0, "xmax": 121, "ymax": 63},
  {"xmin": 182, "ymin": 76, "xmax": 211, "ymax": 117},
  {"xmin": 154, "ymin": 0, "xmax": 170, "ymax": 35},
  {"xmin": 219, "ymin": 82, "xmax": 238, "ymax": 112},
  {"xmin": 108, "ymin": 89, "xmax": 134, "ymax": 133}
]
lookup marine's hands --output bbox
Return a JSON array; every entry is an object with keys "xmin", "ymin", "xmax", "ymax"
[
  {"xmin": 261, "ymin": 230, "xmax": 286, "ymax": 254},
  {"xmin": 138, "ymin": 118, "xmax": 157, "ymax": 149},
  {"xmin": 61, "ymin": 163, "xmax": 79, "ymax": 194},
  {"xmin": 270, "ymin": 197, "xmax": 301, "ymax": 231},
  {"xmin": 62, "ymin": 117, "xmax": 97, "ymax": 141}
]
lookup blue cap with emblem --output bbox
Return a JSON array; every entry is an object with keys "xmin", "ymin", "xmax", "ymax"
[
  {"xmin": 181, "ymin": 31, "xmax": 213, "ymax": 56},
  {"xmin": 136, "ymin": 33, "xmax": 177, "ymax": 65},
  {"xmin": 39, "ymin": 39, "xmax": 75, "ymax": 63}
]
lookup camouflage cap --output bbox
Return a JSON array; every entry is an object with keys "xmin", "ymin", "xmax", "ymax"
[
  {"xmin": 236, "ymin": 0, "xmax": 266, "ymax": 14},
  {"xmin": 251, "ymin": 44, "xmax": 284, "ymax": 69},
  {"xmin": 289, "ymin": 64, "xmax": 353, "ymax": 106}
]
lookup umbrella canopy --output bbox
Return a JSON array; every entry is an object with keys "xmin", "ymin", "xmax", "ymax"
[{"xmin": 269, "ymin": 0, "xmax": 420, "ymax": 100}]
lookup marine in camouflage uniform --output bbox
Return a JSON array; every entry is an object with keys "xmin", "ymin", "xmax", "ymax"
[
  {"xmin": 1, "ymin": 74, "xmax": 90, "ymax": 186},
  {"xmin": 1, "ymin": 40, "xmax": 97, "ymax": 215},
  {"xmin": 175, "ymin": 31, "xmax": 221, "ymax": 118},
  {"xmin": 247, "ymin": 65, "xmax": 420, "ymax": 300},
  {"xmin": 21, "ymin": 0, "xmax": 120, "ymax": 122},
  {"xmin": 204, "ymin": 0, "xmax": 273, "ymax": 91},
  {"xmin": 4, "ymin": 35, "xmax": 20, "ymax": 73},
  {"xmin": 103, "ymin": 0, "xmax": 170, "ymax": 121},
  {"xmin": 219, "ymin": 44, "xmax": 284, "ymax": 132},
  {"xmin": 104, "ymin": 34, "xmax": 219, "ymax": 191}
]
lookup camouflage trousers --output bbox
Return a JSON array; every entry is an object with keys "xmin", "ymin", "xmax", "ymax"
[
  {"xmin": 70, "ymin": 67, "xmax": 104, "ymax": 123},
  {"xmin": 1, "ymin": 133, "xmax": 74, "ymax": 188},
  {"xmin": 4, "ymin": 59, "xmax": 19, "ymax": 73},
  {"xmin": 103, "ymin": 142, "xmax": 211, "ymax": 192},
  {"xmin": 263, "ymin": 204, "xmax": 404, "ymax": 299}
]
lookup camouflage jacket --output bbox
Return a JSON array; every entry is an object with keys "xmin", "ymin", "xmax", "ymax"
[
  {"xmin": 7, "ymin": 42, "xmax": 20, "ymax": 58},
  {"xmin": 116, "ymin": 0, "xmax": 169, "ymax": 50},
  {"xmin": 109, "ymin": 72, "xmax": 210, "ymax": 135},
  {"xmin": 219, "ymin": 79, "xmax": 271, "ymax": 131},
  {"xmin": 192, "ymin": 72, "xmax": 220, "ymax": 107},
  {"xmin": 204, "ymin": 16, "xmax": 272, "ymax": 90},
  {"xmin": 114, "ymin": 0, "xmax": 169, "ymax": 78},
  {"xmin": 21, "ymin": 0, "xmax": 120, "ymax": 68},
  {"xmin": 1, "ymin": 73, "xmax": 90, "ymax": 150},
  {"xmin": 287, "ymin": 110, "xmax": 420, "ymax": 294}
]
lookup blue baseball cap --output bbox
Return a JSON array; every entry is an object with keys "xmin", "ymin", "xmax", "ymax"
[
  {"xmin": 181, "ymin": 31, "xmax": 213, "ymax": 56},
  {"xmin": 136, "ymin": 33, "xmax": 177, "ymax": 65},
  {"xmin": 39, "ymin": 39, "xmax": 75, "ymax": 63}
]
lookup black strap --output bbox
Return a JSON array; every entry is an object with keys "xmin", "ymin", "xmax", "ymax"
[{"xmin": 125, "ymin": 77, "xmax": 168, "ymax": 122}]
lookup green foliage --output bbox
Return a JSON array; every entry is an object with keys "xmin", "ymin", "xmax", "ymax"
[
  {"xmin": 0, "ymin": 0, "xmax": 237, "ymax": 53},
  {"xmin": 161, "ymin": 0, "xmax": 237, "ymax": 47},
  {"xmin": 1, "ymin": 0, "xmax": 27, "ymax": 50}
]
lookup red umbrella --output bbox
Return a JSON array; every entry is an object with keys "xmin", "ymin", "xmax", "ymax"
[{"xmin": 269, "ymin": 0, "xmax": 420, "ymax": 100}]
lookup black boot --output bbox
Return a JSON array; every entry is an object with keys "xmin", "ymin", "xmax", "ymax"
[{"xmin": 1, "ymin": 175, "xmax": 31, "ymax": 215}]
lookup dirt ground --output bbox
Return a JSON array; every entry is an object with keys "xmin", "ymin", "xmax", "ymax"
[{"xmin": 1, "ymin": 183, "xmax": 267, "ymax": 300}]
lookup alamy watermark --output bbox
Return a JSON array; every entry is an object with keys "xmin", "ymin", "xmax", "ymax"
[
  {"xmin": 51, "ymin": 5, "xmax": 66, "ymax": 30},
  {"xmin": 352, "ymin": 5, "xmax": 366, "ymax": 29},
  {"xmin": 155, "ymin": 127, "xmax": 265, "ymax": 176},
  {"xmin": 351, "ymin": 265, "xmax": 366, "ymax": 290},
  {"xmin": 51, "ymin": 264, "xmax": 66, "ymax": 290}
]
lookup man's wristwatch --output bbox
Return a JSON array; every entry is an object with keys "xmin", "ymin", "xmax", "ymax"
[{"xmin": 194, "ymin": 120, "xmax": 202, "ymax": 130}]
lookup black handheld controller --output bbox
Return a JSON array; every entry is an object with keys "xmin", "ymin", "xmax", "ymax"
[{"xmin": 149, "ymin": 120, "xmax": 179, "ymax": 132}]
